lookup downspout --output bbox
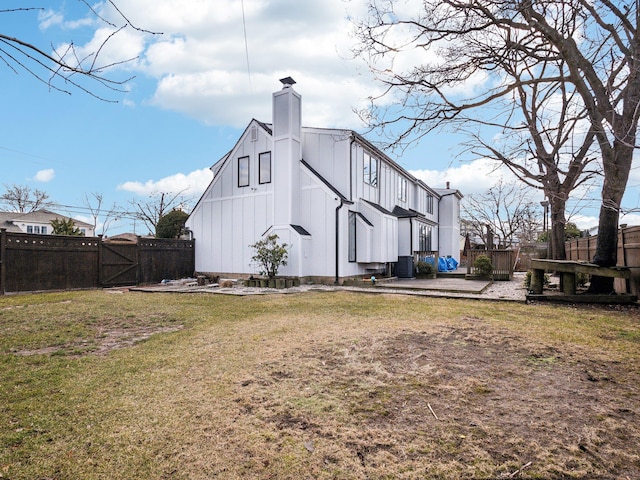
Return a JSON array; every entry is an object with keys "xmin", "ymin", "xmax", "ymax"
[
  {"xmin": 410, "ymin": 219, "xmax": 414, "ymax": 254},
  {"xmin": 338, "ymin": 134, "xmax": 356, "ymax": 285},
  {"xmin": 335, "ymin": 199, "xmax": 345, "ymax": 285},
  {"xmin": 349, "ymin": 135, "xmax": 355, "ymax": 201}
]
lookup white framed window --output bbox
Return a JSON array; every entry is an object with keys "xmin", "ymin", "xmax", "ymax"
[
  {"xmin": 348, "ymin": 211, "xmax": 356, "ymax": 262},
  {"xmin": 427, "ymin": 193, "xmax": 434, "ymax": 214},
  {"xmin": 259, "ymin": 151, "xmax": 271, "ymax": 184},
  {"xmin": 398, "ymin": 177, "xmax": 407, "ymax": 202},
  {"xmin": 363, "ymin": 153, "xmax": 378, "ymax": 187},
  {"xmin": 238, "ymin": 156, "xmax": 250, "ymax": 187},
  {"xmin": 41, "ymin": 226, "xmax": 47, "ymax": 234},
  {"xmin": 27, "ymin": 225, "xmax": 33, "ymax": 233}
]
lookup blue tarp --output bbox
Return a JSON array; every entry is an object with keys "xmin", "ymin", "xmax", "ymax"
[{"xmin": 438, "ymin": 256, "xmax": 459, "ymax": 272}]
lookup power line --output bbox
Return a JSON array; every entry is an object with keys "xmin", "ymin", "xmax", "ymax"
[{"xmin": 241, "ymin": 0, "xmax": 252, "ymax": 92}]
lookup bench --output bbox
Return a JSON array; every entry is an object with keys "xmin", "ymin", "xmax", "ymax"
[{"xmin": 530, "ymin": 259, "xmax": 631, "ymax": 295}]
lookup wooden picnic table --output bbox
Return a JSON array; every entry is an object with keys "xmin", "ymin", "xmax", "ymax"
[{"xmin": 530, "ymin": 259, "xmax": 631, "ymax": 295}]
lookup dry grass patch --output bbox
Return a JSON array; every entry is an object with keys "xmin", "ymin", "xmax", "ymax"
[{"xmin": 1, "ymin": 290, "xmax": 639, "ymax": 479}]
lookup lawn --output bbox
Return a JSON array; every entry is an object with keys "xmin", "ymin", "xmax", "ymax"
[{"xmin": 1, "ymin": 290, "xmax": 639, "ymax": 479}]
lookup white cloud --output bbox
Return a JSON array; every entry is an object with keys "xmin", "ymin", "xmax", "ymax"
[
  {"xmin": 410, "ymin": 158, "xmax": 524, "ymax": 195},
  {"xmin": 38, "ymin": 10, "xmax": 63, "ymax": 29},
  {"xmin": 63, "ymin": 0, "xmax": 376, "ymax": 129},
  {"xmin": 33, "ymin": 169, "xmax": 55, "ymax": 182},
  {"xmin": 117, "ymin": 168, "xmax": 213, "ymax": 197}
]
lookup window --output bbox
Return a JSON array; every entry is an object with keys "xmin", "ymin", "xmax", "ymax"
[
  {"xmin": 398, "ymin": 177, "xmax": 407, "ymax": 202},
  {"xmin": 34, "ymin": 226, "xmax": 40, "ymax": 234},
  {"xmin": 41, "ymin": 226, "xmax": 47, "ymax": 235},
  {"xmin": 363, "ymin": 153, "xmax": 378, "ymax": 187},
  {"xmin": 427, "ymin": 193, "xmax": 434, "ymax": 214},
  {"xmin": 27, "ymin": 225, "xmax": 33, "ymax": 233},
  {"xmin": 259, "ymin": 151, "xmax": 271, "ymax": 184},
  {"xmin": 348, "ymin": 211, "xmax": 356, "ymax": 262},
  {"xmin": 238, "ymin": 156, "xmax": 250, "ymax": 187},
  {"xmin": 419, "ymin": 224, "xmax": 432, "ymax": 252}
]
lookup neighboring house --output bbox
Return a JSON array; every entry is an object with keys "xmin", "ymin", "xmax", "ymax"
[
  {"xmin": 187, "ymin": 78, "xmax": 462, "ymax": 283},
  {"xmin": 0, "ymin": 209, "xmax": 95, "ymax": 236}
]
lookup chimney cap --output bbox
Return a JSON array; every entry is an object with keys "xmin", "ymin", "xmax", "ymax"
[{"xmin": 280, "ymin": 76, "xmax": 296, "ymax": 87}]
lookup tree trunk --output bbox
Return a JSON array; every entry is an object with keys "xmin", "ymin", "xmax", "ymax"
[
  {"xmin": 588, "ymin": 141, "xmax": 634, "ymax": 293},
  {"xmin": 588, "ymin": 204, "xmax": 619, "ymax": 293},
  {"xmin": 549, "ymin": 199, "xmax": 567, "ymax": 260}
]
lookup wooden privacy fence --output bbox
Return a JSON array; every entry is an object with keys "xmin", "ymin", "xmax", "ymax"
[
  {"xmin": 0, "ymin": 229, "xmax": 195, "ymax": 295},
  {"xmin": 565, "ymin": 225, "xmax": 640, "ymax": 294},
  {"xmin": 466, "ymin": 249, "xmax": 516, "ymax": 280}
]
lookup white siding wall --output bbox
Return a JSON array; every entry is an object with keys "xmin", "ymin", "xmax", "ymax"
[
  {"xmin": 297, "ymin": 167, "xmax": 339, "ymax": 277},
  {"xmin": 188, "ymin": 122, "xmax": 275, "ymax": 274},
  {"xmin": 437, "ymin": 192, "xmax": 462, "ymax": 260},
  {"xmin": 357, "ymin": 200, "xmax": 398, "ymax": 263},
  {"xmin": 398, "ymin": 219, "xmax": 412, "ymax": 256},
  {"xmin": 301, "ymin": 129, "xmax": 351, "ymax": 198}
]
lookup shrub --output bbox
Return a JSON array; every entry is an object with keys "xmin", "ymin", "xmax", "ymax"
[
  {"xmin": 415, "ymin": 260, "xmax": 435, "ymax": 275},
  {"xmin": 250, "ymin": 234, "xmax": 289, "ymax": 278},
  {"xmin": 51, "ymin": 218, "xmax": 83, "ymax": 236},
  {"xmin": 473, "ymin": 255, "xmax": 493, "ymax": 278},
  {"xmin": 156, "ymin": 209, "xmax": 189, "ymax": 238}
]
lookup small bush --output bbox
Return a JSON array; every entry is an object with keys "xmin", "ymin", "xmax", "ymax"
[
  {"xmin": 250, "ymin": 234, "xmax": 289, "ymax": 278},
  {"xmin": 415, "ymin": 260, "xmax": 435, "ymax": 275},
  {"xmin": 473, "ymin": 255, "xmax": 493, "ymax": 278}
]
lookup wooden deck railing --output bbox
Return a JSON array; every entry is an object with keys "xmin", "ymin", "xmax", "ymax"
[{"xmin": 466, "ymin": 249, "xmax": 516, "ymax": 281}]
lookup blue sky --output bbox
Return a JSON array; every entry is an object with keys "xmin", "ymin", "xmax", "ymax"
[{"xmin": 1, "ymin": 0, "xmax": 639, "ymax": 235}]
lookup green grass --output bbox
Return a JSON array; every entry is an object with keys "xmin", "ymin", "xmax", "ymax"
[{"xmin": 1, "ymin": 290, "xmax": 639, "ymax": 479}]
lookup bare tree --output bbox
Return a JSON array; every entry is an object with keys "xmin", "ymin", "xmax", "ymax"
[
  {"xmin": 462, "ymin": 180, "xmax": 541, "ymax": 249},
  {"xmin": 0, "ymin": 3, "xmax": 160, "ymax": 100},
  {"xmin": 354, "ymin": 0, "xmax": 640, "ymax": 292},
  {"xmin": 128, "ymin": 190, "xmax": 191, "ymax": 236},
  {"xmin": 0, "ymin": 184, "xmax": 53, "ymax": 212},
  {"xmin": 466, "ymin": 61, "xmax": 599, "ymax": 260},
  {"xmin": 82, "ymin": 192, "xmax": 119, "ymax": 236}
]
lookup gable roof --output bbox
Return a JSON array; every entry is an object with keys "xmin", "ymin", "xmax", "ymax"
[
  {"xmin": 0, "ymin": 212, "xmax": 23, "ymax": 232},
  {"xmin": 0, "ymin": 209, "xmax": 93, "ymax": 230}
]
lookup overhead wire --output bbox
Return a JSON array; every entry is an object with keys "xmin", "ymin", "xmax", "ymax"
[{"xmin": 241, "ymin": 0, "xmax": 252, "ymax": 92}]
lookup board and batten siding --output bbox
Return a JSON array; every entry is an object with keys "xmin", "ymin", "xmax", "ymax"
[{"xmin": 189, "ymin": 122, "xmax": 275, "ymax": 275}]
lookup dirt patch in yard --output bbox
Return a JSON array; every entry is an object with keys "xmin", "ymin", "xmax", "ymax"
[
  {"xmin": 235, "ymin": 316, "xmax": 640, "ymax": 478},
  {"xmin": 14, "ymin": 325, "xmax": 184, "ymax": 357}
]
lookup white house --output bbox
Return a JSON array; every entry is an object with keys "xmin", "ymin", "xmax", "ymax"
[
  {"xmin": 187, "ymin": 78, "xmax": 462, "ymax": 283},
  {"xmin": 0, "ymin": 209, "xmax": 95, "ymax": 237}
]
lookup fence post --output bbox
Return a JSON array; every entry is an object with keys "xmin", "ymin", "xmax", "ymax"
[
  {"xmin": 0, "ymin": 228, "xmax": 6, "ymax": 295},
  {"xmin": 621, "ymin": 227, "xmax": 630, "ymax": 293},
  {"xmin": 98, "ymin": 235, "xmax": 103, "ymax": 288},
  {"xmin": 136, "ymin": 236, "xmax": 141, "ymax": 286}
]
